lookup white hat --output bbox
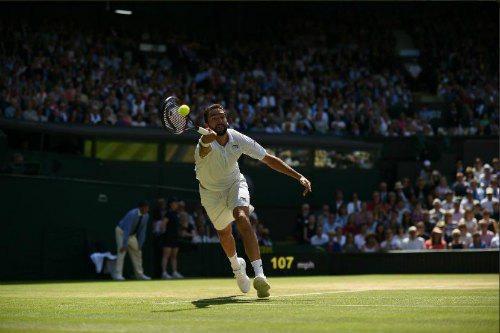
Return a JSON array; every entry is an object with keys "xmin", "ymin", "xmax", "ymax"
[
  {"xmin": 424, "ymin": 160, "xmax": 431, "ymax": 167},
  {"xmin": 486, "ymin": 187, "xmax": 494, "ymax": 195}
]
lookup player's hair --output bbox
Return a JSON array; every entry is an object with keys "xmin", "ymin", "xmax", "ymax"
[{"xmin": 203, "ymin": 104, "xmax": 225, "ymax": 123}]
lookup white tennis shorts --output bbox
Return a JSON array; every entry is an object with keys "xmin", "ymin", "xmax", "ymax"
[{"xmin": 199, "ymin": 176, "xmax": 250, "ymax": 230}]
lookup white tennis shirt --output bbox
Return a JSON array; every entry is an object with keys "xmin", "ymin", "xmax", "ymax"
[{"xmin": 194, "ymin": 129, "xmax": 267, "ymax": 191}]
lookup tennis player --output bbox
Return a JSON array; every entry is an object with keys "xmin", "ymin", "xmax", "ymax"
[{"xmin": 195, "ymin": 104, "xmax": 312, "ymax": 298}]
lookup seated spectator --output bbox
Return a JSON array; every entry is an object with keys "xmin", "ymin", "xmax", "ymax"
[
  {"xmin": 402, "ymin": 226, "xmax": 425, "ymax": 250},
  {"xmin": 481, "ymin": 187, "xmax": 499, "ymax": 213},
  {"xmin": 452, "ymin": 199, "xmax": 464, "ymax": 222},
  {"xmin": 361, "ymin": 233, "xmax": 380, "ymax": 253},
  {"xmin": 459, "ymin": 208, "xmax": 477, "ymax": 233},
  {"xmin": 448, "ymin": 229, "xmax": 466, "ymax": 249},
  {"xmin": 457, "ymin": 221, "xmax": 472, "ymax": 247},
  {"xmin": 394, "ymin": 225, "xmax": 408, "ymax": 244},
  {"xmin": 425, "ymin": 227, "xmax": 447, "ymax": 250},
  {"xmin": 469, "ymin": 179, "xmax": 485, "ymax": 201},
  {"xmin": 333, "ymin": 190, "xmax": 344, "ymax": 213},
  {"xmin": 469, "ymin": 231, "xmax": 486, "ymax": 249},
  {"xmin": 322, "ymin": 212, "xmax": 337, "ymax": 236},
  {"xmin": 461, "ymin": 189, "xmax": 475, "ymax": 210},
  {"xmin": 492, "ymin": 202, "xmax": 500, "ymax": 222},
  {"xmin": 317, "ymin": 204, "xmax": 331, "ymax": 227},
  {"xmin": 334, "ymin": 205, "xmax": 348, "ymax": 228},
  {"xmin": 310, "ymin": 225, "xmax": 329, "ymax": 246},
  {"xmin": 421, "ymin": 210, "xmax": 435, "ymax": 234},
  {"xmin": 436, "ymin": 177, "xmax": 452, "ymax": 199},
  {"xmin": 354, "ymin": 224, "xmax": 368, "ymax": 249},
  {"xmin": 303, "ymin": 214, "xmax": 317, "ymax": 244},
  {"xmin": 343, "ymin": 214, "xmax": 357, "ymax": 235},
  {"xmin": 479, "ymin": 209, "xmax": 498, "ymax": 234},
  {"xmin": 453, "ymin": 172, "xmax": 469, "ymax": 197},
  {"xmin": 441, "ymin": 190, "xmax": 455, "ymax": 211},
  {"xmin": 375, "ymin": 222, "xmax": 386, "ymax": 244},
  {"xmin": 259, "ymin": 228, "xmax": 273, "ymax": 246},
  {"xmin": 347, "ymin": 192, "xmax": 362, "ymax": 215},
  {"xmin": 380, "ymin": 229, "xmax": 402, "ymax": 251},
  {"xmin": 296, "ymin": 203, "xmax": 311, "ymax": 244},
  {"xmin": 477, "ymin": 220, "xmax": 495, "ymax": 247},
  {"xmin": 192, "ymin": 224, "xmax": 212, "ymax": 243},
  {"xmin": 490, "ymin": 231, "xmax": 500, "ymax": 248},
  {"xmin": 327, "ymin": 231, "xmax": 341, "ymax": 253},
  {"xmin": 480, "ymin": 164, "xmax": 493, "ymax": 187},
  {"xmin": 429, "ymin": 198, "xmax": 445, "ymax": 224},
  {"xmin": 416, "ymin": 221, "xmax": 430, "ymax": 240},
  {"xmin": 443, "ymin": 211, "xmax": 458, "ymax": 243},
  {"xmin": 178, "ymin": 212, "xmax": 195, "ymax": 243},
  {"xmin": 342, "ymin": 233, "xmax": 359, "ymax": 253}
]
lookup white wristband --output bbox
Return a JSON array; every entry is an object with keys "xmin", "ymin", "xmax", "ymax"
[{"xmin": 199, "ymin": 139, "xmax": 211, "ymax": 148}]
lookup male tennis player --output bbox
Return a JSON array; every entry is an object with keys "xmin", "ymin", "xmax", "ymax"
[{"xmin": 195, "ymin": 104, "xmax": 312, "ymax": 298}]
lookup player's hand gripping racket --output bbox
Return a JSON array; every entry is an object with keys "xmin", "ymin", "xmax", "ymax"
[{"xmin": 160, "ymin": 96, "xmax": 210, "ymax": 135}]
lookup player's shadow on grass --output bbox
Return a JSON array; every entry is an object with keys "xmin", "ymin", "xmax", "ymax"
[
  {"xmin": 192, "ymin": 295, "xmax": 268, "ymax": 308},
  {"xmin": 152, "ymin": 295, "xmax": 268, "ymax": 313}
]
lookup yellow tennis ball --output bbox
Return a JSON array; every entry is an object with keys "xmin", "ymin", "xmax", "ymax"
[{"xmin": 178, "ymin": 104, "xmax": 190, "ymax": 116}]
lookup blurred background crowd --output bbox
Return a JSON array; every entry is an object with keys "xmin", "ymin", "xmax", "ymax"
[{"xmin": 0, "ymin": 5, "xmax": 497, "ymax": 137}]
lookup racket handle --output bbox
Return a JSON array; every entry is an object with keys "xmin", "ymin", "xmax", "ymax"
[{"xmin": 197, "ymin": 127, "xmax": 210, "ymax": 135}]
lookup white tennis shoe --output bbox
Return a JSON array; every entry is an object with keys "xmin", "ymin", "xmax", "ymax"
[
  {"xmin": 233, "ymin": 257, "xmax": 250, "ymax": 293},
  {"xmin": 253, "ymin": 275, "xmax": 271, "ymax": 298}
]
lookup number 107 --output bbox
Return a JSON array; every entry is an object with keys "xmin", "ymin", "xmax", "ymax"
[{"xmin": 270, "ymin": 256, "xmax": 294, "ymax": 269}]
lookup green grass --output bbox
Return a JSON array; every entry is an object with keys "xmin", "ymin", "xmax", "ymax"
[{"xmin": 0, "ymin": 274, "xmax": 498, "ymax": 333}]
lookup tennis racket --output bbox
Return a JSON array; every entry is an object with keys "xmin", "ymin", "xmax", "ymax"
[{"xmin": 160, "ymin": 96, "xmax": 210, "ymax": 135}]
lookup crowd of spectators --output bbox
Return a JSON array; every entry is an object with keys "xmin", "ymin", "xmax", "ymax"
[
  {"xmin": 0, "ymin": 6, "xmax": 497, "ymax": 138},
  {"xmin": 296, "ymin": 156, "xmax": 500, "ymax": 252}
]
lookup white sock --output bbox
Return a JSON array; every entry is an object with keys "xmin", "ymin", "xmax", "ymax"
[
  {"xmin": 228, "ymin": 254, "xmax": 240, "ymax": 271},
  {"xmin": 251, "ymin": 259, "xmax": 264, "ymax": 277}
]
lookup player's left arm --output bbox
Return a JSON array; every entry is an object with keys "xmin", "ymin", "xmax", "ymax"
[{"xmin": 260, "ymin": 153, "xmax": 312, "ymax": 196}]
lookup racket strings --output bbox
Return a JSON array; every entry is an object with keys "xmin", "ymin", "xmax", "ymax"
[{"xmin": 162, "ymin": 98, "xmax": 187, "ymax": 134}]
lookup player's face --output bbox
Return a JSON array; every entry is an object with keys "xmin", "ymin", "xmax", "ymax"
[{"xmin": 208, "ymin": 109, "xmax": 228, "ymax": 136}]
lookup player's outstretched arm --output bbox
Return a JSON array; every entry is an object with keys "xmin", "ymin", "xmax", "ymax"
[
  {"xmin": 198, "ymin": 127, "xmax": 217, "ymax": 158},
  {"xmin": 261, "ymin": 153, "xmax": 312, "ymax": 196}
]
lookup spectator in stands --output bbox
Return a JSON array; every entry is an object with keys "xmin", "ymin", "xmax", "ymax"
[
  {"xmin": 327, "ymin": 231, "xmax": 340, "ymax": 253},
  {"xmin": 490, "ymin": 231, "xmax": 500, "ymax": 248},
  {"xmin": 425, "ymin": 227, "xmax": 447, "ymax": 250},
  {"xmin": 415, "ymin": 221, "xmax": 430, "ymax": 240},
  {"xmin": 479, "ymin": 209, "xmax": 498, "ymax": 234},
  {"xmin": 333, "ymin": 190, "xmax": 344, "ymax": 213},
  {"xmin": 332, "ymin": 227, "xmax": 346, "ymax": 250},
  {"xmin": 394, "ymin": 225, "xmax": 408, "ymax": 244},
  {"xmin": 342, "ymin": 233, "xmax": 359, "ymax": 253},
  {"xmin": 419, "ymin": 160, "xmax": 433, "ymax": 182},
  {"xmin": 480, "ymin": 164, "xmax": 493, "ymax": 187},
  {"xmin": 161, "ymin": 197, "xmax": 184, "ymax": 279},
  {"xmin": 310, "ymin": 225, "xmax": 329, "ymax": 246},
  {"xmin": 492, "ymin": 201, "xmax": 500, "ymax": 222},
  {"xmin": 335, "ymin": 205, "xmax": 349, "ymax": 228},
  {"xmin": 477, "ymin": 220, "xmax": 495, "ymax": 247},
  {"xmin": 343, "ymin": 214, "xmax": 357, "ymax": 235},
  {"xmin": 380, "ymin": 228, "xmax": 402, "ymax": 251},
  {"xmin": 323, "ymin": 212, "xmax": 337, "ymax": 236},
  {"xmin": 113, "ymin": 200, "xmax": 151, "ymax": 281},
  {"xmin": 179, "ymin": 212, "xmax": 195, "ymax": 243},
  {"xmin": 469, "ymin": 232, "xmax": 486, "ymax": 249},
  {"xmin": 193, "ymin": 224, "xmax": 211, "ymax": 243},
  {"xmin": 429, "ymin": 198, "xmax": 445, "ymax": 224},
  {"xmin": 441, "ymin": 190, "xmax": 455, "ymax": 211},
  {"xmin": 296, "ymin": 203, "xmax": 311, "ymax": 244},
  {"xmin": 453, "ymin": 172, "xmax": 469, "ymax": 197},
  {"xmin": 317, "ymin": 204, "xmax": 331, "ymax": 228},
  {"xmin": 473, "ymin": 201, "xmax": 484, "ymax": 221},
  {"xmin": 481, "ymin": 187, "xmax": 499, "ymax": 213},
  {"xmin": 469, "ymin": 179, "xmax": 485, "ymax": 201},
  {"xmin": 457, "ymin": 221, "xmax": 472, "ymax": 247},
  {"xmin": 259, "ymin": 228, "xmax": 273, "ymax": 246},
  {"xmin": 448, "ymin": 229, "xmax": 466, "ymax": 249},
  {"xmin": 379, "ymin": 182, "xmax": 389, "ymax": 203},
  {"xmin": 361, "ymin": 233, "xmax": 380, "ymax": 253},
  {"xmin": 460, "ymin": 208, "xmax": 477, "ymax": 233},
  {"xmin": 347, "ymin": 192, "xmax": 362, "ymax": 214},
  {"xmin": 436, "ymin": 177, "xmax": 451, "ymax": 199},
  {"xmin": 452, "ymin": 199, "xmax": 464, "ymax": 222},
  {"xmin": 354, "ymin": 224, "xmax": 368, "ymax": 249},
  {"xmin": 422, "ymin": 210, "xmax": 435, "ymax": 234},
  {"xmin": 402, "ymin": 226, "xmax": 425, "ymax": 250},
  {"xmin": 411, "ymin": 201, "xmax": 425, "ymax": 224},
  {"xmin": 303, "ymin": 214, "xmax": 317, "ymax": 244},
  {"xmin": 461, "ymin": 189, "xmax": 475, "ymax": 210},
  {"xmin": 472, "ymin": 158, "xmax": 484, "ymax": 181}
]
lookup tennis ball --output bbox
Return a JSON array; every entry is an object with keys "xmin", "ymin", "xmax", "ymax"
[{"xmin": 178, "ymin": 104, "xmax": 190, "ymax": 116}]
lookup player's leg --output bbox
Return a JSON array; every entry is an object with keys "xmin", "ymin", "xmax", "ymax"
[
  {"xmin": 113, "ymin": 226, "xmax": 126, "ymax": 280},
  {"xmin": 216, "ymin": 224, "xmax": 250, "ymax": 293},
  {"xmin": 233, "ymin": 206, "xmax": 270, "ymax": 298}
]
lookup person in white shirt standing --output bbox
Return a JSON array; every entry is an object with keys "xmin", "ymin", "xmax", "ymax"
[{"xmin": 194, "ymin": 104, "xmax": 312, "ymax": 298}]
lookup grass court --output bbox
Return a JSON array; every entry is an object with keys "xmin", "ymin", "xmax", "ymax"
[{"xmin": 0, "ymin": 274, "xmax": 497, "ymax": 333}]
